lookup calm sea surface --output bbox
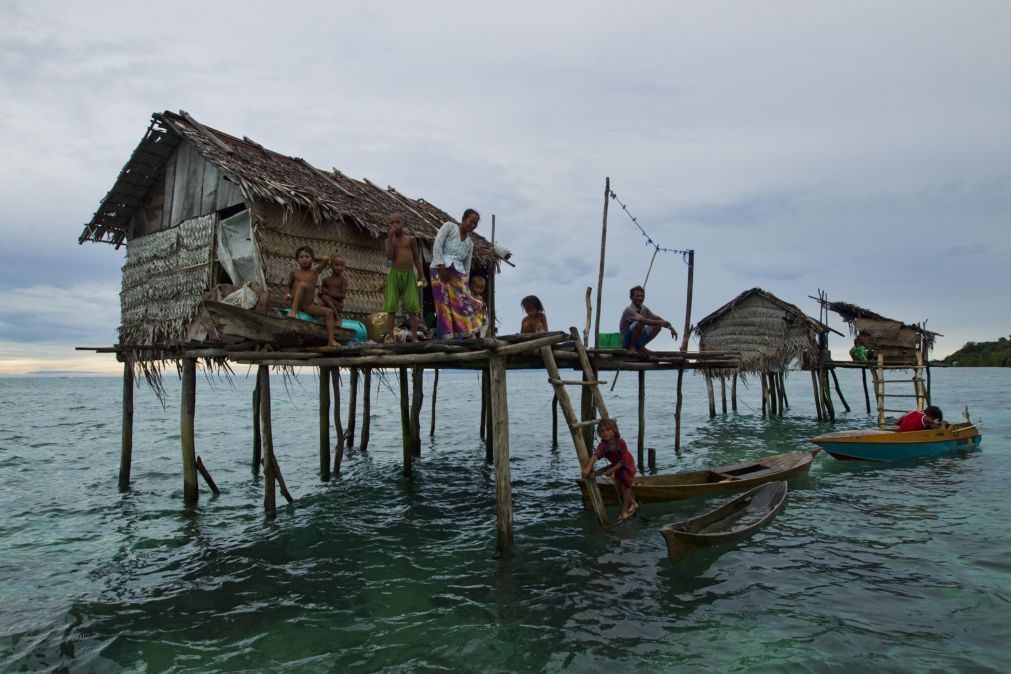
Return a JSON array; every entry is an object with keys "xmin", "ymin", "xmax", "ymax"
[{"xmin": 1, "ymin": 367, "xmax": 1008, "ymax": 672}]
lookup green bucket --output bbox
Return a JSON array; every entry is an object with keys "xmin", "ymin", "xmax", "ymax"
[{"xmin": 598, "ymin": 332, "xmax": 623, "ymax": 350}]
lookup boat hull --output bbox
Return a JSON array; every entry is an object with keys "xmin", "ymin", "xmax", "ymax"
[
  {"xmin": 577, "ymin": 449, "xmax": 817, "ymax": 507},
  {"xmin": 659, "ymin": 481, "xmax": 788, "ymax": 564},
  {"xmin": 812, "ymin": 423, "xmax": 982, "ymax": 462}
]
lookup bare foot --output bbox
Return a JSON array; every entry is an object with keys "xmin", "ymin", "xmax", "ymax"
[
  {"xmin": 287, "ymin": 311, "xmax": 299, "ymax": 320},
  {"xmin": 327, "ymin": 339, "xmax": 338, "ymax": 347},
  {"xmin": 383, "ymin": 335, "xmax": 396, "ymax": 344}
]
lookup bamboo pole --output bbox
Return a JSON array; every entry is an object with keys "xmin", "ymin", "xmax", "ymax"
[
  {"xmin": 252, "ymin": 367, "xmax": 262, "ymax": 474},
  {"xmin": 270, "ymin": 454, "xmax": 294, "ymax": 504},
  {"xmin": 360, "ymin": 368, "xmax": 372, "ymax": 452},
  {"xmin": 705, "ymin": 371, "xmax": 716, "ymax": 419},
  {"xmin": 637, "ymin": 371, "xmax": 646, "ymax": 471},
  {"xmin": 489, "ymin": 354, "xmax": 513, "ymax": 549},
  {"xmin": 761, "ymin": 372, "xmax": 768, "ymax": 417},
  {"xmin": 829, "ymin": 367, "xmax": 850, "ymax": 412},
  {"xmin": 484, "ymin": 366, "xmax": 494, "ymax": 463},
  {"xmin": 580, "ymin": 369, "xmax": 596, "ymax": 450},
  {"xmin": 551, "ymin": 393, "xmax": 559, "ymax": 447},
  {"xmin": 779, "ymin": 372, "xmax": 789, "ymax": 410},
  {"xmin": 720, "ymin": 375, "xmax": 727, "ymax": 415},
  {"xmin": 319, "ymin": 366, "xmax": 331, "ymax": 481},
  {"xmin": 180, "ymin": 358, "xmax": 198, "ymax": 505},
  {"xmin": 332, "ymin": 369, "xmax": 346, "ymax": 473},
  {"xmin": 399, "ymin": 367, "xmax": 412, "ymax": 473},
  {"xmin": 347, "ymin": 368, "xmax": 359, "ymax": 447},
  {"xmin": 593, "ymin": 176, "xmax": 610, "ymax": 349},
  {"xmin": 810, "ymin": 368, "xmax": 823, "ymax": 420},
  {"xmin": 731, "ymin": 371, "xmax": 738, "ymax": 412},
  {"xmin": 259, "ymin": 365, "xmax": 276, "ymax": 516},
  {"xmin": 819, "ymin": 367, "xmax": 835, "ymax": 421},
  {"xmin": 196, "ymin": 456, "xmax": 221, "ymax": 495},
  {"xmin": 480, "ymin": 369, "xmax": 488, "ymax": 440},
  {"xmin": 583, "ymin": 287, "xmax": 592, "ymax": 346},
  {"xmin": 489, "ymin": 214, "xmax": 497, "ymax": 337},
  {"xmin": 768, "ymin": 372, "xmax": 778, "ymax": 417},
  {"xmin": 861, "ymin": 367, "xmax": 871, "ymax": 414},
  {"xmin": 430, "ymin": 368, "xmax": 439, "ymax": 437},
  {"xmin": 675, "ymin": 366, "xmax": 685, "ymax": 451},
  {"xmin": 118, "ymin": 362, "xmax": 134, "ymax": 491},
  {"xmin": 678, "ymin": 250, "xmax": 695, "ymax": 351},
  {"xmin": 411, "ymin": 365, "xmax": 423, "ymax": 456}
]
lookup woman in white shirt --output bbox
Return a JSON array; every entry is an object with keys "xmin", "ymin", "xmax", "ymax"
[{"xmin": 431, "ymin": 209, "xmax": 485, "ymax": 338}]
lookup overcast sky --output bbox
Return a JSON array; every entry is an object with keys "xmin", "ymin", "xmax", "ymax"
[{"xmin": 1, "ymin": 1, "xmax": 1008, "ymax": 374}]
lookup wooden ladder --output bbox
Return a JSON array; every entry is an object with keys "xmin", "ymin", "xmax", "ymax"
[
  {"xmin": 540, "ymin": 327, "xmax": 612, "ymax": 527},
  {"xmin": 872, "ymin": 351, "xmax": 928, "ymax": 427}
]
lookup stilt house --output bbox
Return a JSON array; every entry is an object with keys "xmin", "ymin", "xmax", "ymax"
[{"xmin": 78, "ymin": 110, "xmax": 496, "ymax": 355}]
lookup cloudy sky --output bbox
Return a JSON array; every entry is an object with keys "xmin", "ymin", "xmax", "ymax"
[{"xmin": 1, "ymin": 1, "xmax": 1008, "ymax": 374}]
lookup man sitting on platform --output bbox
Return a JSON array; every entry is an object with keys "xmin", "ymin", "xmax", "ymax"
[{"xmin": 619, "ymin": 285, "xmax": 677, "ymax": 353}]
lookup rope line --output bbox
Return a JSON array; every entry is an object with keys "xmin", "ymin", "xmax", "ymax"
[{"xmin": 609, "ymin": 188, "xmax": 692, "ymax": 264}]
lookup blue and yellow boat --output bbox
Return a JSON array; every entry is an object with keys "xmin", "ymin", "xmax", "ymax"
[{"xmin": 811, "ymin": 422, "xmax": 982, "ymax": 461}]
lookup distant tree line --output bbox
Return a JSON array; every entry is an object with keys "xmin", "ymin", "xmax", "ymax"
[{"xmin": 943, "ymin": 337, "xmax": 1011, "ymax": 366}]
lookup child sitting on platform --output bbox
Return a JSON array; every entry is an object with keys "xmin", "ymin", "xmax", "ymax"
[
  {"xmin": 520, "ymin": 295, "xmax": 548, "ymax": 333},
  {"xmin": 581, "ymin": 418, "xmax": 639, "ymax": 521},
  {"xmin": 285, "ymin": 246, "xmax": 338, "ymax": 347},
  {"xmin": 319, "ymin": 255, "xmax": 348, "ymax": 326}
]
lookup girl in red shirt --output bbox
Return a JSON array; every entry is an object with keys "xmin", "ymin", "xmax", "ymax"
[{"xmin": 582, "ymin": 418, "xmax": 639, "ymax": 521}]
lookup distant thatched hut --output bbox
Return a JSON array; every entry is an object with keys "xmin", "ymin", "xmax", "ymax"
[
  {"xmin": 79, "ymin": 110, "xmax": 497, "ymax": 356},
  {"xmin": 694, "ymin": 288, "xmax": 831, "ymax": 418},
  {"xmin": 819, "ymin": 300, "xmax": 938, "ymax": 365}
]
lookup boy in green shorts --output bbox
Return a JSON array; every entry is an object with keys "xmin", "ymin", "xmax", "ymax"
[{"xmin": 384, "ymin": 213, "xmax": 427, "ymax": 343}]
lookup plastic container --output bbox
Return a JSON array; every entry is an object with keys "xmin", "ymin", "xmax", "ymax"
[{"xmin": 598, "ymin": 332, "xmax": 623, "ymax": 349}]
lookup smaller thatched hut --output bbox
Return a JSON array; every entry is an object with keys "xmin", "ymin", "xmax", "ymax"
[
  {"xmin": 694, "ymin": 288, "xmax": 833, "ymax": 418},
  {"xmin": 819, "ymin": 299, "xmax": 939, "ymax": 365}
]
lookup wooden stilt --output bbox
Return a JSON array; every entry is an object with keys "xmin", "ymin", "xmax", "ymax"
[
  {"xmin": 593, "ymin": 177, "xmax": 610, "ymax": 348},
  {"xmin": 347, "ymin": 367, "xmax": 359, "ymax": 447},
  {"xmin": 731, "ymin": 371, "xmax": 738, "ymax": 412},
  {"xmin": 258, "ymin": 366, "xmax": 276, "ymax": 516},
  {"xmin": 430, "ymin": 368, "xmax": 439, "ymax": 438},
  {"xmin": 196, "ymin": 456, "xmax": 221, "ymax": 495},
  {"xmin": 761, "ymin": 372, "xmax": 768, "ymax": 417},
  {"xmin": 861, "ymin": 367, "xmax": 871, "ymax": 414},
  {"xmin": 399, "ymin": 367, "xmax": 412, "ymax": 474},
  {"xmin": 484, "ymin": 366, "xmax": 494, "ymax": 463},
  {"xmin": 489, "ymin": 354, "xmax": 513, "ymax": 549},
  {"xmin": 119, "ymin": 362, "xmax": 134, "ymax": 491},
  {"xmin": 810, "ymin": 368, "xmax": 823, "ymax": 420},
  {"xmin": 648, "ymin": 447, "xmax": 657, "ymax": 471},
  {"xmin": 332, "ymin": 369, "xmax": 345, "ymax": 473},
  {"xmin": 720, "ymin": 375, "xmax": 727, "ymax": 415},
  {"xmin": 829, "ymin": 367, "xmax": 850, "ymax": 412},
  {"xmin": 360, "ymin": 368, "xmax": 372, "ymax": 452},
  {"xmin": 637, "ymin": 371, "xmax": 646, "ymax": 471},
  {"xmin": 705, "ymin": 371, "xmax": 716, "ymax": 419},
  {"xmin": 675, "ymin": 366, "xmax": 685, "ymax": 451},
  {"xmin": 270, "ymin": 454, "xmax": 294, "ymax": 504},
  {"xmin": 779, "ymin": 372, "xmax": 789, "ymax": 410},
  {"xmin": 180, "ymin": 358, "xmax": 198, "ymax": 505},
  {"xmin": 551, "ymin": 393, "xmax": 559, "ymax": 447},
  {"xmin": 480, "ymin": 369, "xmax": 488, "ymax": 440},
  {"xmin": 819, "ymin": 367, "xmax": 835, "ymax": 421},
  {"xmin": 580, "ymin": 369, "xmax": 596, "ymax": 449},
  {"xmin": 768, "ymin": 372, "xmax": 779, "ymax": 417},
  {"xmin": 410, "ymin": 365, "xmax": 423, "ymax": 456},
  {"xmin": 319, "ymin": 367, "xmax": 331, "ymax": 481},
  {"xmin": 252, "ymin": 367, "xmax": 262, "ymax": 474}
]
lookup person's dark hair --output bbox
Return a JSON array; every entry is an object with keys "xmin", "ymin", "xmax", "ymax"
[
  {"xmin": 295, "ymin": 245, "xmax": 314, "ymax": 258},
  {"xmin": 597, "ymin": 418, "xmax": 620, "ymax": 438},
  {"xmin": 462, "ymin": 208, "xmax": 480, "ymax": 222},
  {"xmin": 520, "ymin": 295, "xmax": 544, "ymax": 312},
  {"xmin": 924, "ymin": 405, "xmax": 943, "ymax": 420},
  {"xmin": 629, "ymin": 285, "xmax": 645, "ymax": 299}
]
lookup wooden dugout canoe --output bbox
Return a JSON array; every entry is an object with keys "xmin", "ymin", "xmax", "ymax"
[
  {"xmin": 204, "ymin": 301, "xmax": 356, "ymax": 347},
  {"xmin": 659, "ymin": 481, "xmax": 788, "ymax": 564},
  {"xmin": 576, "ymin": 449, "xmax": 817, "ymax": 507},
  {"xmin": 811, "ymin": 421, "xmax": 982, "ymax": 462}
]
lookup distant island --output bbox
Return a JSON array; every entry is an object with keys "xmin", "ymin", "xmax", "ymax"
[{"xmin": 943, "ymin": 337, "xmax": 1011, "ymax": 367}]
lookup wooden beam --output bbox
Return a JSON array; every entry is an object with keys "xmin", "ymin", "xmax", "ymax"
[
  {"xmin": 180, "ymin": 358, "xmax": 198, "ymax": 504},
  {"xmin": 489, "ymin": 355, "xmax": 513, "ymax": 549},
  {"xmin": 119, "ymin": 362, "xmax": 134, "ymax": 491}
]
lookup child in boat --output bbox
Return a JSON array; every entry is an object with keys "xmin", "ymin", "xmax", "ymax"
[
  {"xmin": 319, "ymin": 255, "xmax": 348, "ymax": 324},
  {"xmin": 285, "ymin": 246, "xmax": 338, "ymax": 347},
  {"xmin": 520, "ymin": 295, "xmax": 548, "ymax": 333},
  {"xmin": 384, "ymin": 213, "xmax": 427, "ymax": 343},
  {"xmin": 581, "ymin": 418, "xmax": 639, "ymax": 521},
  {"xmin": 898, "ymin": 405, "xmax": 950, "ymax": 431}
]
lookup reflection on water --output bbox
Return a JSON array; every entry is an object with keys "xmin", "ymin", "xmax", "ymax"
[{"xmin": 1, "ymin": 368, "xmax": 1009, "ymax": 671}]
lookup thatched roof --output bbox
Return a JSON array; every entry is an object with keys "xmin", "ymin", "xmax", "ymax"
[
  {"xmin": 694, "ymin": 288, "xmax": 826, "ymax": 373},
  {"xmin": 820, "ymin": 299, "xmax": 940, "ymax": 337},
  {"xmin": 78, "ymin": 110, "xmax": 495, "ymax": 260}
]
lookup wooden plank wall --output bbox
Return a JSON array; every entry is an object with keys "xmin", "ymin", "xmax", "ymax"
[{"xmin": 129, "ymin": 140, "xmax": 245, "ymax": 239}]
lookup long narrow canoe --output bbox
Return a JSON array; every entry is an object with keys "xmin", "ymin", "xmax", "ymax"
[
  {"xmin": 576, "ymin": 449, "xmax": 817, "ymax": 507},
  {"xmin": 811, "ymin": 421, "xmax": 982, "ymax": 461},
  {"xmin": 204, "ymin": 301, "xmax": 356, "ymax": 347},
  {"xmin": 659, "ymin": 481, "xmax": 788, "ymax": 564}
]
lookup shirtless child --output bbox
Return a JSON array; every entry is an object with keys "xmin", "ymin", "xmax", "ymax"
[
  {"xmin": 384, "ymin": 213, "xmax": 427, "ymax": 343},
  {"xmin": 286, "ymin": 245, "xmax": 338, "ymax": 347},
  {"xmin": 319, "ymin": 255, "xmax": 348, "ymax": 325}
]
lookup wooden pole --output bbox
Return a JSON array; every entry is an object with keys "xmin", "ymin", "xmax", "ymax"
[
  {"xmin": 252, "ymin": 367, "xmax": 262, "ymax": 474},
  {"xmin": 360, "ymin": 368, "xmax": 372, "ymax": 452},
  {"xmin": 678, "ymin": 250, "xmax": 695, "ymax": 351},
  {"xmin": 810, "ymin": 368, "xmax": 823, "ymax": 420},
  {"xmin": 195, "ymin": 456, "xmax": 221, "ymax": 495},
  {"xmin": 347, "ymin": 368, "xmax": 359, "ymax": 447},
  {"xmin": 580, "ymin": 367, "xmax": 596, "ymax": 449},
  {"xmin": 484, "ymin": 366, "xmax": 494, "ymax": 463},
  {"xmin": 430, "ymin": 368, "xmax": 439, "ymax": 437},
  {"xmin": 583, "ymin": 287, "xmax": 592, "ymax": 346},
  {"xmin": 705, "ymin": 371, "xmax": 716, "ymax": 419},
  {"xmin": 489, "ymin": 354, "xmax": 513, "ymax": 549},
  {"xmin": 829, "ymin": 367, "xmax": 851, "ymax": 412},
  {"xmin": 648, "ymin": 447, "xmax": 657, "ymax": 471},
  {"xmin": 761, "ymin": 372, "xmax": 768, "ymax": 417},
  {"xmin": 270, "ymin": 454, "xmax": 294, "ymax": 504},
  {"xmin": 675, "ymin": 366, "xmax": 685, "ymax": 451},
  {"xmin": 593, "ymin": 176, "xmax": 610, "ymax": 348},
  {"xmin": 767, "ymin": 372, "xmax": 778, "ymax": 416},
  {"xmin": 259, "ymin": 365, "xmax": 276, "ymax": 516},
  {"xmin": 319, "ymin": 366, "xmax": 331, "ymax": 481},
  {"xmin": 480, "ymin": 369, "xmax": 488, "ymax": 440},
  {"xmin": 411, "ymin": 365, "xmax": 423, "ymax": 456},
  {"xmin": 332, "ymin": 369, "xmax": 346, "ymax": 473},
  {"xmin": 551, "ymin": 393, "xmax": 559, "ymax": 447},
  {"xmin": 861, "ymin": 367, "xmax": 871, "ymax": 414},
  {"xmin": 399, "ymin": 367, "xmax": 412, "ymax": 474},
  {"xmin": 642, "ymin": 246, "xmax": 659, "ymax": 289},
  {"xmin": 731, "ymin": 371, "xmax": 738, "ymax": 412},
  {"xmin": 819, "ymin": 367, "xmax": 835, "ymax": 421},
  {"xmin": 489, "ymin": 214, "xmax": 497, "ymax": 337},
  {"xmin": 720, "ymin": 375, "xmax": 727, "ymax": 415},
  {"xmin": 637, "ymin": 371, "xmax": 646, "ymax": 471},
  {"xmin": 779, "ymin": 372, "xmax": 789, "ymax": 410},
  {"xmin": 180, "ymin": 358, "xmax": 198, "ymax": 505},
  {"xmin": 118, "ymin": 362, "xmax": 134, "ymax": 491}
]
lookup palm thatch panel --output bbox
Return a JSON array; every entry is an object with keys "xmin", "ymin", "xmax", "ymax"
[
  {"xmin": 819, "ymin": 298, "xmax": 939, "ymax": 352},
  {"xmin": 695, "ymin": 288, "xmax": 822, "ymax": 374},
  {"xmin": 120, "ymin": 214, "xmax": 215, "ymax": 346}
]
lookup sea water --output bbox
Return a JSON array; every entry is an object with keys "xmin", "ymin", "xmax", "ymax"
[{"xmin": 1, "ymin": 367, "xmax": 1008, "ymax": 672}]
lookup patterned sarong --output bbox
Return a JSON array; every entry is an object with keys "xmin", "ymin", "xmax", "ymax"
[{"xmin": 431, "ymin": 267, "xmax": 485, "ymax": 339}]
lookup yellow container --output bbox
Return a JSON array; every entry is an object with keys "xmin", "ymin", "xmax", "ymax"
[{"xmin": 365, "ymin": 312, "xmax": 387, "ymax": 342}]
